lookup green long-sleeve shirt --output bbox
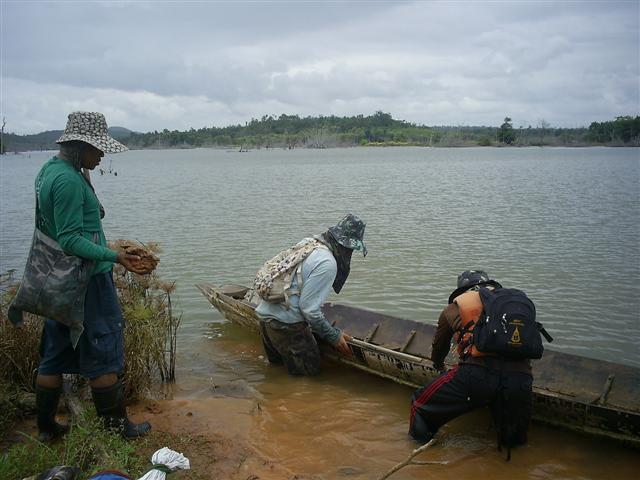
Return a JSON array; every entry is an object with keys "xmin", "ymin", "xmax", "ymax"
[{"xmin": 36, "ymin": 156, "xmax": 117, "ymax": 274}]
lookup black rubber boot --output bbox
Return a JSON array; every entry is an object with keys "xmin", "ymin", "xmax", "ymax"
[
  {"xmin": 91, "ymin": 379, "xmax": 151, "ymax": 439},
  {"xmin": 36, "ymin": 384, "xmax": 69, "ymax": 442}
]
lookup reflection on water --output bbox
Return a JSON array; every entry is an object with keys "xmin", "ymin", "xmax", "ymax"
[{"xmin": 2, "ymin": 147, "xmax": 639, "ymax": 477}]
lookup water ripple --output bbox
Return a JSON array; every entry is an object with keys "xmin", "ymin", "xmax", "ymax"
[{"xmin": 1, "ymin": 147, "xmax": 638, "ymax": 367}]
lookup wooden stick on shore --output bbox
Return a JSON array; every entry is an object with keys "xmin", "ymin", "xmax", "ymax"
[
  {"xmin": 376, "ymin": 439, "xmax": 449, "ymax": 480},
  {"xmin": 62, "ymin": 374, "xmax": 86, "ymax": 417}
]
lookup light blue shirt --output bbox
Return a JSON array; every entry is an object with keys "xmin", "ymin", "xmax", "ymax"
[{"xmin": 255, "ymin": 246, "xmax": 341, "ymax": 344}]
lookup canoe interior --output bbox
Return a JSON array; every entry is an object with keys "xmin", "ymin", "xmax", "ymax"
[{"xmin": 196, "ymin": 283, "xmax": 640, "ymax": 448}]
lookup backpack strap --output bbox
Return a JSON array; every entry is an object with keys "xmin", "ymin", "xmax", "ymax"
[
  {"xmin": 456, "ymin": 320, "xmax": 475, "ymax": 358},
  {"xmin": 495, "ymin": 357, "xmax": 512, "ymax": 461},
  {"xmin": 537, "ymin": 322, "xmax": 554, "ymax": 343},
  {"xmin": 453, "ymin": 290, "xmax": 484, "ymax": 358},
  {"xmin": 282, "ymin": 263, "xmax": 304, "ymax": 307},
  {"xmin": 288, "ymin": 242, "xmax": 329, "ymax": 296},
  {"xmin": 281, "ymin": 242, "xmax": 329, "ymax": 308}
]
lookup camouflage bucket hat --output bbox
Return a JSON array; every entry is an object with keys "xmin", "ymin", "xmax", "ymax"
[
  {"xmin": 56, "ymin": 111, "xmax": 128, "ymax": 154},
  {"xmin": 448, "ymin": 269, "xmax": 502, "ymax": 304},
  {"xmin": 328, "ymin": 214, "xmax": 367, "ymax": 257}
]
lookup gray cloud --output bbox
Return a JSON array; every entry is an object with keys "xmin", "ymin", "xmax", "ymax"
[{"xmin": 2, "ymin": 0, "xmax": 638, "ymax": 133}]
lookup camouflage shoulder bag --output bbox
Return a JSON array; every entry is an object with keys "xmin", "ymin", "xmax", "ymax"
[
  {"xmin": 252, "ymin": 238, "xmax": 328, "ymax": 306},
  {"xmin": 8, "ymin": 169, "xmax": 94, "ymax": 348}
]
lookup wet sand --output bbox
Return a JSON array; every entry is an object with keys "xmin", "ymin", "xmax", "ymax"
[{"xmin": 129, "ymin": 398, "xmax": 299, "ymax": 480}]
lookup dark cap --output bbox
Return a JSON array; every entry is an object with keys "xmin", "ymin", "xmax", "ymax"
[{"xmin": 448, "ymin": 270, "xmax": 502, "ymax": 303}]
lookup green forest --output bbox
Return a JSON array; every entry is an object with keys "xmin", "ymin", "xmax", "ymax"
[{"xmin": 2, "ymin": 113, "xmax": 639, "ymax": 153}]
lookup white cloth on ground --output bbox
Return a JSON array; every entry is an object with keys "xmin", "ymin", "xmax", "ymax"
[{"xmin": 137, "ymin": 447, "xmax": 190, "ymax": 480}]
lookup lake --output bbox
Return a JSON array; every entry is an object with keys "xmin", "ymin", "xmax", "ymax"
[{"xmin": 1, "ymin": 146, "xmax": 639, "ymax": 478}]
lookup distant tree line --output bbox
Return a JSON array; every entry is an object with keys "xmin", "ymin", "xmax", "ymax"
[
  {"xmin": 2, "ymin": 113, "xmax": 638, "ymax": 153},
  {"xmin": 124, "ymin": 113, "xmax": 640, "ymax": 149},
  {"xmin": 126, "ymin": 111, "xmax": 430, "ymax": 149},
  {"xmin": 587, "ymin": 116, "xmax": 640, "ymax": 145}
]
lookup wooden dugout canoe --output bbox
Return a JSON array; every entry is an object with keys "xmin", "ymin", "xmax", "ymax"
[{"xmin": 196, "ymin": 283, "xmax": 640, "ymax": 448}]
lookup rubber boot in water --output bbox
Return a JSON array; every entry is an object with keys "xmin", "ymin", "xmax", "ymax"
[
  {"xmin": 36, "ymin": 384, "xmax": 69, "ymax": 442},
  {"xmin": 91, "ymin": 379, "xmax": 151, "ymax": 439}
]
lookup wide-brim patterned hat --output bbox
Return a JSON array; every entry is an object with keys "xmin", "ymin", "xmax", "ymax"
[
  {"xmin": 448, "ymin": 269, "xmax": 502, "ymax": 304},
  {"xmin": 56, "ymin": 111, "xmax": 128, "ymax": 153},
  {"xmin": 328, "ymin": 213, "xmax": 367, "ymax": 257}
]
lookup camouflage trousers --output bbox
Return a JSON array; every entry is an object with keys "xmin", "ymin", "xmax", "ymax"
[{"xmin": 258, "ymin": 319, "xmax": 321, "ymax": 376}]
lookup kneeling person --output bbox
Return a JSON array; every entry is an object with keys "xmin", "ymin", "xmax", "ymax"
[{"xmin": 255, "ymin": 214, "xmax": 367, "ymax": 376}]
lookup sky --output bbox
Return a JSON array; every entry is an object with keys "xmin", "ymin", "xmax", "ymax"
[{"xmin": 1, "ymin": 0, "xmax": 639, "ymax": 134}]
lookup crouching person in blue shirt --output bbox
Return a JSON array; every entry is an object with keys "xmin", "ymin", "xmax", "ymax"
[{"xmin": 255, "ymin": 214, "xmax": 367, "ymax": 376}]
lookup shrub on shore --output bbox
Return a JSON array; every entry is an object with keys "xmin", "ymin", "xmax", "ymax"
[
  {"xmin": 0, "ymin": 271, "xmax": 42, "ymax": 436},
  {"xmin": 1, "ymin": 241, "xmax": 180, "ymax": 434},
  {"xmin": 110, "ymin": 240, "xmax": 181, "ymax": 400}
]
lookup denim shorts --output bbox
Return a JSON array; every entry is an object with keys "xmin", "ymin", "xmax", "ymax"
[{"xmin": 38, "ymin": 271, "xmax": 125, "ymax": 379}]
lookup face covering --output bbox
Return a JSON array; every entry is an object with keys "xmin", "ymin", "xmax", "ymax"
[{"xmin": 320, "ymin": 232, "xmax": 353, "ymax": 294}]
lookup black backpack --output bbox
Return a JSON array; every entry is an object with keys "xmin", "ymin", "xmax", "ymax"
[{"xmin": 474, "ymin": 287, "xmax": 553, "ymax": 359}]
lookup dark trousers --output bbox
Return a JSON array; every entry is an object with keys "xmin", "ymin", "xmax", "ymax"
[
  {"xmin": 409, "ymin": 364, "xmax": 533, "ymax": 447},
  {"xmin": 259, "ymin": 319, "xmax": 321, "ymax": 376},
  {"xmin": 38, "ymin": 271, "xmax": 124, "ymax": 379}
]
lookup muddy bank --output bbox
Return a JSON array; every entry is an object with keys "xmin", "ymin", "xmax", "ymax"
[
  {"xmin": 129, "ymin": 397, "xmax": 302, "ymax": 480},
  {"xmin": 131, "ymin": 373, "xmax": 640, "ymax": 480},
  {"xmin": 4, "ymin": 396, "xmax": 302, "ymax": 480},
  {"xmin": 6, "ymin": 380, "xmax": 640, "ymax": 480}
]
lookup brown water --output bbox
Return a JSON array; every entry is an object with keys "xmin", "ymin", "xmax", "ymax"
[{"xmin": 171, "ymin": 320, "xmax": 640, "ymax": 480}]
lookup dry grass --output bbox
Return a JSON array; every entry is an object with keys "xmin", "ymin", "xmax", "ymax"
[
  {"xmin": 0, "ymin": 270, "xmax": 43, "ymax": 436},
  {"xmin": 0, "ymin": 271, "xmax": 42, "ymax": 390},
  {"xmin": 0, "ymin": 241, "xmax": 181, "ymax": 435},
  {"xmin": 110, "ymin": 240, "xmax": 181, "ymax": 400}
]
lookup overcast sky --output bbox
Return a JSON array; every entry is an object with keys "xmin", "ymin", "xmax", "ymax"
[{"xmin": 1, "ymin": 0, "xmax": 638, "ymax": 134}]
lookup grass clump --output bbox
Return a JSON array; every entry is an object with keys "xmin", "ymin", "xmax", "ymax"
[
  {"xmin": 0, "ymin": 270, "xmax": 42, "ymax": 391},
  {"xmin": 1, "ymin": 240, "xmax": 181, "ymax": 433},
  {"xmin": 110, "ymin": 240, "xmax": 181, "ymax": 401},
  {"xmin": 0, "ymin": 410, "xmax": 148, "ymax": 480},
  {"xmin": 0, "ymin": 271, "xmax": 42, "ymax": 438}
]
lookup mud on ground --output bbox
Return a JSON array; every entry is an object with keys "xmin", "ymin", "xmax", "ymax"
[
  {"xmin": 129, "ymin": 397, "xmax": 307, "ymax": 480},
  {"xmin": 3, "ymin": 395, "xmax": 306, "ymax": 480}
]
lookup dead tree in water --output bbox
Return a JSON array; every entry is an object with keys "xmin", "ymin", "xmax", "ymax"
[
  {"xmin": 285, "ymin": 132, "xmax": 298, "ymax": 149},
  {"xmin": 1, "ymin": 118, "xmax": 6, "ymax": 154},
  {"xmin": 306, "ymin": 126, "xmax": 328, "ymax": 148}
]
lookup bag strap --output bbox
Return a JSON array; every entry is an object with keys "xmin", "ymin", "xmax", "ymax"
[
  {"xmin": 456, "ymin": 319, "xmax": 476, "ymax": 358},
  {"xmin": 495, "ymin": 357, "xmax": 513, "ymax": 462},
  {"xmin": 34, "ymin": 163, "xmax": 50, "ymax": 230},
  {"xmin": 282, "ymin": 242, "xmax": 329, "ymax": 305},
  {"xmin": 34, "ymin": 161, "xmax": 101, "ymax": 231},
  {"xmin": 537, "ymin": 322, "xmax": 554, "ymax": 343}
]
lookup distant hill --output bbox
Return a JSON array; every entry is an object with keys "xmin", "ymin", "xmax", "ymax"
[{"xmin": 1, "ymin": 127, "xmax": 134, "ymax": 153}]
